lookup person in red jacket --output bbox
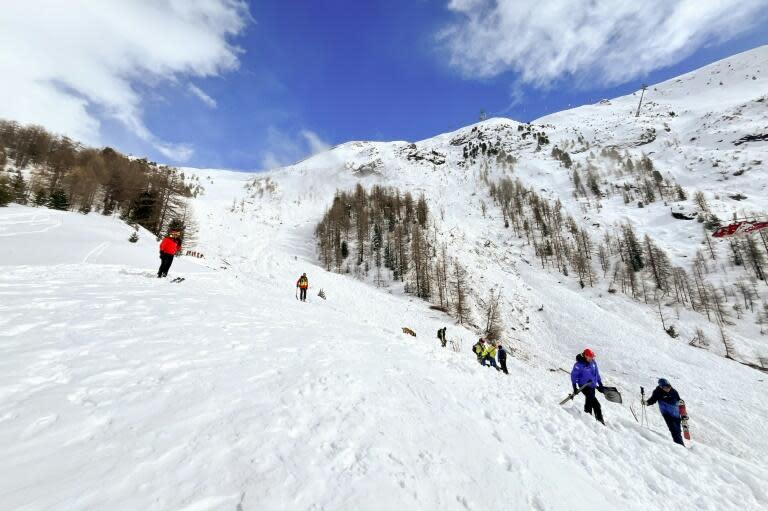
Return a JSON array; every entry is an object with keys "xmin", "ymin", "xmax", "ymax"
[{"xmin": 158, "ymin": 230, "xmax": 181, "ymax": 278}]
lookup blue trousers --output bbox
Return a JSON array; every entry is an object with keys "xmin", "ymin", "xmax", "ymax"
[{"xmin": 663, "ymin": 414, "xmax": 685, "ymax": 446}]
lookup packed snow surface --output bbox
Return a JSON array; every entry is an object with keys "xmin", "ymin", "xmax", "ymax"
[{"xmin": 2, "ymin": 46, "xmax": 768, "ymax": 510}]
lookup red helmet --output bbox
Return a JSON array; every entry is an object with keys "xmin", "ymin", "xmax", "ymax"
[{"xmin": 583, "ymin": 348, "xmax": 595, "ymax": 358}]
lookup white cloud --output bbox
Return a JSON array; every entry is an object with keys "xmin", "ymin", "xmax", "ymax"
[
  {"xmin": 188, "ymin": 84, "xmax": 218, "ymax": 109},
  {"xmin": 440, "ymin": 0, "xmax": 768, "ymax": 88},
  {"xmin": 0, "ymin": 0, "xmax": 249, "ymax": 161},
  {"xmin": 260, "ymin": 127, "xmax": 331, "ymax": 170},
  {"xmin": 301, "ymin": 129, "xmax": 331, "ymax": 154}
]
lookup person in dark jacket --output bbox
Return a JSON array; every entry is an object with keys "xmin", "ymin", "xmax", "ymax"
[
  {"xmin": 497, "ymin": 342, "xmax": 508, "ymax": 374},
  {"xmin": 570, "ymin": 348, "xmax": 605, "ymax": 424},
  {"xmin": 645, "ymin": 378, "xmax": 685, "ymax": 446},
  {"xmin": 472, "ymin": 338, "xmax": 485, "ymax": 363},
  {"xmin": 437, "ymin": 327, "xmax": 447, "ymax": 348},
  {"xmin": 157, "ymin": 230, "xmax": 181, "ymax": 278}
]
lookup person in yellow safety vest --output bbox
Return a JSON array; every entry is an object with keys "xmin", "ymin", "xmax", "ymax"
[
  {"xmin": 296, "ymin": 273, "xmax": 309, "ymax": 302},
  {"xmin": 482, "ymin": 342, "xmax": 500, "ymax": 371}
]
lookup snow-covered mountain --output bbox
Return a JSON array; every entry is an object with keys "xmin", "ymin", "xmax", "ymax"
[{"xmin": 2, "ymin": 46, "xmax": 767, "ymax": 510}]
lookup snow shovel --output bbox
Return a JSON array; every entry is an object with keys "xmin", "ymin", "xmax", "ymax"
[
  {"xmin": 601, "ymin": 386, "xmax": 622, "ymax": 404},
  {"xmin": 559, "ymin": 382, "xmax": 592, "ymax": 405}
]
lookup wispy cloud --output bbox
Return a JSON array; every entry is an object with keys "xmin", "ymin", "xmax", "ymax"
[
  {"xmin": 301, "ymin": 129, "xmax": 331, "ymax": 154},
  {"xmin": 0, "ymin": 0, "xmax": 250, "ymax": 162},
  {"xmin": 260, "ymin": 127, "xmax": 331, "ymax": 170},
  {"xmin": 188, "ymin": 84, "xmax": 218, "ymax": 109},
  {"xmin": 440, "ymin": 0, "xmax": 768, "ymax": 88}
]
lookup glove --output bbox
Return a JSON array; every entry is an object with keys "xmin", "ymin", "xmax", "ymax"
[
  {"xmin": 597, "ymin": 385, "xmax": 605, "ymax": 393},
  {"xmin": 572, "ymin": 383, "xmax": 578, "ymax": 393}
]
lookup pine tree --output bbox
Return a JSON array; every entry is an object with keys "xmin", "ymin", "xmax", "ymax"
[
  {"xmin": 33, "ymin": 188, "xmax": 47, "ymax": 206},
  {"xmin": 622, "ymin": 224, "xmax": 644, "ymax": 272},
  {"xmin": 734, "ymin": 280, "xmax": 755, "ymax": 312},
  {"xmin": 0, "ymin": 176, "xmax": 11, "ymax": 207},
  {"xmin": 383, "ymin": 241, "xmax": 392, "ymax": 270},
  {"xmin": 744, "ymin": 236, "xmax": 766, "ymax": 281},
  {"xmin": 11, "ymin": 171, "xmax": 27, "ymax": 204},
  {"xmin": 416, "ymin": 194, "xmax": 429, "ymax": 227},
  {"xmin": 131, "ymin": 190, "xmax": 157, "ymax": 231},
  {"xmin": 572, "ymin": 169, "xmax": 586, "ymax": 197},
  {"xmin": 451, "ymin": 261, "xmax": 472, "ymax": 325},
  {"xmin": 586, "ymin": 170, "xmax": 601, "ymax": 196},
  {"xmin": 758, "ymin": 302, "xmax": 768, "ymax": 335},
  {"xmin": 372, "ymin": 223, "xmax": 382, "ymax": 268},
  {"xmin": 477, "ymin": 289, "xmax": 504, "ymax": 341},
  {"xmin": 644, "ymin": 234, "xmax": 671, "ymax": 292},
  {"xmin": 47, "ymin": 188, "xmax": 69, "ymax": 210},
  {"xmin": 693, "ymin": 191, "xmax": 709, "ymax": 212}
]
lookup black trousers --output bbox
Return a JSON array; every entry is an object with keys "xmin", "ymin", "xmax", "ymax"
[
  {"xmin": 158, "ymin": 253, "xmax": 174, "ymax": 277},
  {"xmin": 582, "ymin": 387, "xmax": 604, "ymax": 424},
  {"xmin": 299, "ymin": 288, "xmax": 307, "ymax": 301},
  {"xmin": 663, "ymin": 414, "xmax": 685, "ymax": 446},
  {"xmin": 499, "ymin": 358, "xmax": 508, "ymax": 374}
]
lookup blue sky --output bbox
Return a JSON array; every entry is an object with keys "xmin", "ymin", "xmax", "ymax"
[{"xmin": 2, "ymin": 1, "xmax": 768, "ymax": 170}]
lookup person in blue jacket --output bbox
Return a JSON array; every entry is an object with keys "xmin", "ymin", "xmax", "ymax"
[
  {"xmin": 570, "ymin": 348, "xmax": 605, "ymax": 424},
  {"xmin": 645, "ymin": 378, "xmax": 684, "ymax": 446}
]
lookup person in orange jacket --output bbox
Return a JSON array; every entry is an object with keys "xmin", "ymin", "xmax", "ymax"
[
  {"xmin": 296, "ymin": 273, "xmax": 309, "ymax": 301},
  {"xmin": 158, "ymin": 230, "xmax": 181, "ymax": 278}
]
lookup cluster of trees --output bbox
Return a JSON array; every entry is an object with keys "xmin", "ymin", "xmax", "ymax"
[
  {"xmin": 516, "ymin": 123, "xmax": 550, "ymax": 148},
  {"xmin": 315, "ymin": 184, "xmax": 488, "ymax": 333},
  {"xmin": 559, "ymin": 147, "xmax": 688, "ymax": 208},
  {"xmin": 488, "ymin": 176, "xmax": 768, "ymax": 346},
  {"xmin": 461, "ymin": 125, "xmax": 545, "ymax": 164},
  {"xmin": 489, "ymin": 177, "xmax": 598, "ymax": 289},
  {"xmin": 0, "ymin": 119, "xmax": 201, "ymax": 238},
  {"xmin": 459, "ymin": 127, "xmax": 767, "ymax": 364},
  {"xmin": 463, "ymin": 138, "xmax": 511, "ymax": 162}
]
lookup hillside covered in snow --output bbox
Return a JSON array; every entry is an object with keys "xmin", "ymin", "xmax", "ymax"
[{"xmin": 2, "ymin": 46, "xmax": 768, "ymax": 510}]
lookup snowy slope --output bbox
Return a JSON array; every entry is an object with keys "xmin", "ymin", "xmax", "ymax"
[
  {"xmin": 2, "ymin": 199, "xmax": 767, "ymax": 511},
  {"xmin": 538, "ymin": 44, "xmax": 768, "ymax": 212},
  {"xmin": 2, "ymin": 46, "xmax": 768, "ymax": 511},
  {"xmin": 0, "ymin": 205, "xmax": 209, "ymax": 271}
]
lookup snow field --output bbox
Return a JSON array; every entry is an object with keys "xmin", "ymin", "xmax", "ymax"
[{"xmin": 1, "ymin": 207, "xmax": 766, "ymax": 510}]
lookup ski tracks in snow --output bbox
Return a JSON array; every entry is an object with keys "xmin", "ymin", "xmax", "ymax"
[
  {"xmin": 82, "ymin": 242, "xmax": 109, "ymax": 264},
  {"xmin": 0, "ymin": 210, "xmax": 62, "ymax": 237}
]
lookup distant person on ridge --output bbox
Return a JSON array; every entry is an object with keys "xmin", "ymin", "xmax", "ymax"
[
  {"xmin": 645, "ymin": 378, "xmax": 685, "ymax": 446},
  {"xmin": 157, "ymin": 230, "xmax": 181, "ymax": 278},
  {"xmin": 570, "ymin": 348, "xmax": 605, "ymax": 424},
  {"xmin": 497, "ymin": 342, "xmax": 508, "ymax": 374},
  {"xmin": 296, "ymin": 273, "xmax": 309, "ymax": 301}
]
